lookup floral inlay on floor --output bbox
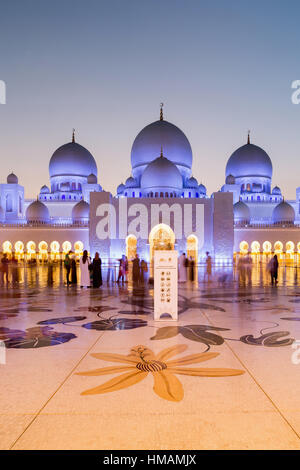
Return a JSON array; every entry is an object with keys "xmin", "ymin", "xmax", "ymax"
[{"xmin": 76, "ymin": 344, "xmax": 244, "ymax": 402}]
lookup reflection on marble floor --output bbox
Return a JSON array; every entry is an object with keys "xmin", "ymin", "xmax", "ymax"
[{"xmin": 1, "ymin": 266, "xmax": 300, "ymax": 449}]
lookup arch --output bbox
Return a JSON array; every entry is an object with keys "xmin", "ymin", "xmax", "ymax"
[
  {"xmin": 50, "ymin": 241, "xmax": 60, "ymax": 261},
  {"xmin": 149, "ymin": 224, "xmax": 175, "ymax": 273},
  {"xmin": 251, "ymin": 241, "xmax": 260, "ymax": 253},
  {"xmin": 239, "ymin": 241, "xmax": 249, "ymax": 254},
  {"xmin": 274, "ymin": 241, "xmax": 283, "ymax": 253},
  {"xmin": 263, "ymin": 241, "xmax": 272, "ymax": 253},
  {"xmin": 2, "ymin": 241, "xmax": 12, "ymax": 253},
  {"xmin": 126, "ymin": 234, "xmax": 137, "ymax": 261},
  {"xmin": 62, "ymin": 241, "xmax": 72, "ymax": 253},
  {"xmin": 297, "ymin": 242, "xmax": 300, "ymax": 253},
  {"xmin": 286, "ymin": 241, "xmax": 295, "ymax": 253},
  {"xmin": 14, "ymin": 241, "xmax": 24, "ymax": 260},
  {"xmin": 26, "ymin": 241, "xmax": 36, "ymax": 260},
  {"xmin": 74, "ymin": 241, "xmax": 84, "ymax": 258},
  {"xmin": 38, "ymin": 241, "xmax": 48, "ymax": 261},
  {"xmin": 187, "ymin": 234, "xmax": 198, "ymax": 261},
  {"xmin": 6, "ymin": 194, "xmax": 12, "ymax": 212}
]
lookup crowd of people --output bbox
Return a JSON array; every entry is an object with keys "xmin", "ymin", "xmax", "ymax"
[{"xmin": 0, "ymin": 249, "xmax": 282, "ymax": 288}]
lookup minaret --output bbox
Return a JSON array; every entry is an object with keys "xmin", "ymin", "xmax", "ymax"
[
  {"xmin": 160, "ymin": 102, "xmax": 164, "ymax": 121},
  {"xmin": 72, "ymin": 128, "xmax": 75, "ymax": 143},
  {"xmin": 247, "ymin": 130, "xmax": 250, "ymax": 144}
]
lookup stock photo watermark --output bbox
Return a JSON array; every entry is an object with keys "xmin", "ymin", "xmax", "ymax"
[
  {"xmin": 291, "ymin": 340, "xmax": 300, "ymax": 365},
  {"xmin": 0, "ymin": 80, "xmax": 6, "ymax": 104},
  {"xmin": 0, "ymin": 341, "xmax": 6, "ymax": 365},
  {"xmin": 291, "ymin": 80, "xmax": 300, "ymax": 104},
  {"xmin": 95, "ymin": 200, "xmax": 204, "ymax": 245}
]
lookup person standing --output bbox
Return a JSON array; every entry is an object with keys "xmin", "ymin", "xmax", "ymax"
[
  {"xmin": 11, "ymin": 254, "xmax": 19, "ymax": 284},
  {"xmin": 269, "ymin": 254, "xmax": 279, "ymax": 285},
  {"xmin": 178, "ymin": 253, "xmax": 187, "ymax": 283},
  {"xmin": 189, "ymin": 256, "xmax": 195, "ymax": 282},
  {"xmin": 204, "ymin": 251, "xmax": 212, "ymax": 283},
  {"xmin": 80, "ymin": 250, "xmax": 90, "ymax": 288},
  {"xmin": 244, "ymin": 252, "xmax": 253, "ymax": 285},
  {"xmin": 64, "ymin": 251, "xmax": 71, "ymax": 285},
  {"xmin": 1, "ymin": 253, "xmax": 9, "ymax": 285},
  {"xmin": 117, "ymin": 256, "xmax": 125, "ymax": 283},
  {"xmin": 92, "ymin": 252, "xmax": 102, "ymax": 288},
  {"xmin": 132, "ymin": 254, "xmax": 140, "ymax": 285},
  {"xmin": 71, "ymin": 253, "xmax": 77, "ymax": 285}
]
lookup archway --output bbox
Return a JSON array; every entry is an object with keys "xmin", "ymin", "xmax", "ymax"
[
  {"xmin": 149, "ymin": 224, "xmax": 175, "ymax": 274},
  {"xmin": 26, "ymin": 241, "xmax": 36, "ymax": 261},
  {"xmin": 74, "ymin": 241, "xmax": 84, "ymax": 259},
  {"xmin": 38, "ymin": 241, "xmax": 48, "ymax": 262},
  {"xmin": 239, "ymin": 241, "xmax": 249, "ymax": 254},
  {"xmin": 126, "ymin": 234, "xmax": 137, "ymax": 261},
  {"xmin": 274, "ymin": 241, "xmax": 283, "ymax": 260},
  {"xmin": 262, "ymin": 240, "xmax": 272, "ymax": 263},
  {"xmin": 62, "ymin": 241, "xmax": 72, "ymax": 254},
  {"xmin": 286, "ymin": 241, "xmax": 295, "ymax": 264},
  {"xmin": 187, "ymin": 234, "xmax": 198, "ymax": 282},
  {"xmin": 50, "ymin": 241, "xmax": 60, "ymax": 261},
  {"xmin": 15, "ymin": 241, "xmax": 24, "ymax": 260},
  {"xmin": 2, "ymin": 241, "xmax": 12, "ymax": 258}
]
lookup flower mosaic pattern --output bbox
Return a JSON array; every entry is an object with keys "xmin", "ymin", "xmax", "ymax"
[
  {"xmin": 0, "ymin": 326, "xmax": 76, "ymax": 348},
  {"xmin": 150, "ymin": 325, "xmax": 230, "ymax": 350},
  {"xmin": 76, "ymin": 344, "xmax": 244, "ymax": 402}
]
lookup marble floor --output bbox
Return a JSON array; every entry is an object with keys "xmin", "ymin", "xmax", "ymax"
[{"xmin": 1, "ymin": 265, "xmax": 300, "ymax": 450}]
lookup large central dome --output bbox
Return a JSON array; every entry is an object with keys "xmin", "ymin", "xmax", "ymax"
[
  {"xmin": 131, "ymin": 119, "xmax": 193, "ymax": 180},
  {"xmin": 49, "ymin": 141, "xmax": 97, "ymax": 178}
]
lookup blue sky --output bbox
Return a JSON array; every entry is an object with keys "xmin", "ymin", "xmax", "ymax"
[{"xmin": 0, "ymin": 0, "xmax": 300, "ymax": 198}]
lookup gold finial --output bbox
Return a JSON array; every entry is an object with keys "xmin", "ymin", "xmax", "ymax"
[
  {"xmin": 247, "ymin": 130, "xmax": 250, "ymax": 144},
  {"xmin": 160, "ymin": 102, "xmax": 164, "ymax": 121},
  {"xmin": 72, "ymin": 128, "xmax": 75, "ymax": 143}
]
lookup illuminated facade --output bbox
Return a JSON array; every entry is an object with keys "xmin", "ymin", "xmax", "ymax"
[{"xmin": 0, "ymin": 107, "xmax": 300, "ymax": 263}]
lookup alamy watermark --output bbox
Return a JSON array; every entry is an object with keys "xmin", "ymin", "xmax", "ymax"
[
  {"xmin": 95, "ymin": 200, "xmax": 204, "ymax": 247},
  {"xmin": 0, "ymin": 341, "xmax": 6, "ymax": 365},
  {"xmin": 291, "ymin": 80, "xmax": 300, "ymax": 104},
  {"xmin": 0, "ymin": 80, "xmax": 6, "ymax": 104},
  {"xmin": 291, "ymin": 340, "xmax": 300, "ymax": 365}
]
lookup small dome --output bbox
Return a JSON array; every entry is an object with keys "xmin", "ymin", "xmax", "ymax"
[
  {"xmin": 117, "ymin": 183, "xmax": 125, "ymax": 194},
  {"xmin": 225, "ymin": 174, "xmax": 235, "ymax": 185},
  {"xmin": 72, "ymin": 200, "xmax": 90, "ymax": 223},
  {"xmin": 26, "ymin": 200, "xmax": 50, "ymax": 224},
  {"xmin": 49, "ymin": 141, "xmax": 97, "ymax": 178},
  {"xmin": 40, "ymin": 185, "xmax": 50, "ymax": 194},
  {"xmin": 141, "ymin": 155, "xmax": 183, "ymax": 191},
  {"xmin": 272, "ymin": 201, "xmax": 295, "ymax": 224},
  {"xmin": 125, "ymin": 176, "xmax": 138, "ymax": 188},
  {"xmin": 186, "ymin": 177, "xmax": 198, "ymax": 188},
  {"xmin": 198, "ymin": 183, "xmax": 207, "ymax": 194},
  {"xmin": 87, "ymin": 173, "xmax": 97, "ymax": 184},
  {"xmin": 7, "ymin": 173, "xmax": 18, "ymax": 184},
  {"xmin": 233, "ymin": 201, "xmax": 250, "ymax": 224},
  {"xmin": 0, "ymin": 206, "xmax": 5, "ymax": 223},
  {"xmin": 272, "ymin": 186, "xmax": 281, "ymax": 195},
  {"xmin": 226, "ymin": 142, "xmax": 272, "ymax": 179}
]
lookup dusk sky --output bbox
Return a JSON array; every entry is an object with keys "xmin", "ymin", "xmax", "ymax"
[{"xmin": 0, "ymin": 0, "xmax": 300, "ymax": 199}]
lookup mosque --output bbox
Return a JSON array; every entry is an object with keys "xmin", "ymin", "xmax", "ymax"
[{"xmin": 1, "ymin": 105, "xmax": 300, "ymax": 265}]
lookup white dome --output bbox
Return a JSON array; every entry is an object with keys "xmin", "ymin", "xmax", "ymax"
[
  {"xmin": 272, "ymin": 201, "xmax": 295, "ymax": 224},
  {"xmin": 117, "ymin": 183, "xmax": 125, "ymax": 194},
  {"xmin": 226, "ymin": 142, "xmax": 272, "ymax": 179},
  {"xmin": 26, "ymin": 200, "xmax": 50, "ymax": 224},
  {"xmin": 0, "ymin": 206, "xmax": 5, "ymax": 223},
  {"xmin": 131, "ymin": 119, "xmax": 192, "ymax": 180},
  {"xmin": 186, "ymin": 177, "xmax": 198, "ymax": 188},
  {"xmin": 49, "ymin": 141, "xmax": 97, "ymax": 178},
  {"xmin": 125, "ymin": 177, "xmax": 138, "ymax": 188},
  {"xmin": 198, "ymin": 183, "xmax": 207, "ymax": 194},
  {"xmin": 87, "ymin": 173, "xmax": 97, "ymax": 184},
  {"xmin": 141, "ymin": 155, "xmax": 183, "ymax": 192},
  {"xmin": 40, "ymin": 185, "xmax": 50, "ymax": 194},
  {"xmin": 7, "ymin": 173, "xmax": 18, "ymax": 184},
  {"xmin": 233, "ymin": 201, "xmax": 250, "ymax": 223},
  {"xmin": 72, "ymin": 200, "xmax": 90, "ymax": 222}
]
